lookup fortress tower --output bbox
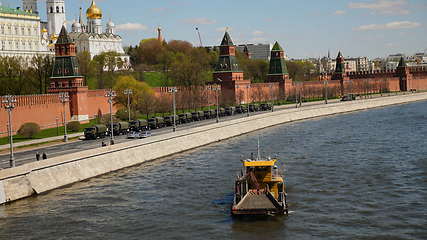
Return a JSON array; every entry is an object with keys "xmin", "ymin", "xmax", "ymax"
[
  {"xmin": 22, "ymin": 0, "xmax": 38, "ymax": 14},
  {"xmin": 49, "ymin": 26, "xmax": 89, "ymax": 122},
  {"xmin": 213, "ymin": 31, "xmax": 250, "ymax": 105},
  {"xmin": 268, "ymin": 41, "xmax": 291, "ymax": 96},
  {"xmin": 332, "ymin": 51, "xmax": 350, "ymax": 95},
  {"xmin": 47, "ymin": 0, "xmax": 66, "ymax": 38},
  {"xmin": 213, "ymin": 31, "xmax": 244, "ymax": 82}
]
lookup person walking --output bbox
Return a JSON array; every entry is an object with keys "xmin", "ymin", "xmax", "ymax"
[
  {"xmin": 36, "ymin": 152, "xmax": 40, "ymax": 161},
  {"xmin": 42, "ymin": 152, "xmax": 47, "ymax": 160}
]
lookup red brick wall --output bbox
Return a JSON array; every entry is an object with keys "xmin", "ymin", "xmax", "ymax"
[
  {"xmin": 0, "ymin": 94, "xmax": 70, "ymax": 137},
  {"xmin": 86, "ymin": 90, "xmax": 118, "ymax": 119}
]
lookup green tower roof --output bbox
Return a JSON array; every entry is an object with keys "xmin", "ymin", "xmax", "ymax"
[
  {"xmin": 271, "ymin": 41, "xmax": 283, "ymax": 51},
  {"xmin": 268, "ymin": 42, "xmax": 288, "ymax": 75},
  {"xmin": 221, "ymin": 31, "xmax": 234, "ymax": 46}
]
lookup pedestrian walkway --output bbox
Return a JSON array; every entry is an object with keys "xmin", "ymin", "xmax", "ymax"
[{"xmin": 0, "ymin": 133, "xmax": 83, "ymax": 151}]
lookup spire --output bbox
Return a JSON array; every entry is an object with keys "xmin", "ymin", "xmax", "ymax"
[
  {"xmin": 157, "ymin": 27, "xmax": 163, "ymax": 42},
  {"xmin": 398, "ymin": 56, "xmax": 407, "ymax": 68},
  {"xmin": 221, "ymin": 31, "xmax": 234, "ymax": 46},
  {"xmin": 79, "ymin": 7, "xmax": 83, "ymax": 24},
  {"xmin": 56, "ymin": 25, "xmax": 71, "ymax": 44}
]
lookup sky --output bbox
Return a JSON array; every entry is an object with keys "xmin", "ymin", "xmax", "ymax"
[{"xmin": 2, "ymin": 0, "xmax": 427, "ymax": 59}]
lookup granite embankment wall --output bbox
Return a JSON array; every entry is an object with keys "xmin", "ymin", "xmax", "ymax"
[{"xmin": 1, "ymin": 92, "xmax": 427, "ymax": 205}]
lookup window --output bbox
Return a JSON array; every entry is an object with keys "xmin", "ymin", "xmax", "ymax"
[
  {"xmin": 56, "ymin": 6, "xmax": 60, "ymax": 13},
  {"xmin": 62, "ymin": 7, "xmax": 64, "ymax": 13},
  {"xmin": 50, "ymin": 6, "xmax": 53, "ymax": 13}
]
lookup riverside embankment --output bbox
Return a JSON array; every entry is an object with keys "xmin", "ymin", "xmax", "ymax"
[{"xmin": 1, "ymin": 92, "xmax": 427, "ymax": 205}]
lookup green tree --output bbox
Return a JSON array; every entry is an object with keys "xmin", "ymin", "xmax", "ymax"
[
  {"xmin": 29, "ymin": 55, "xmax": 54, "ymax": 94},
  {"xmin": 286, "ymin": 60, "xmax": 317, "ymax": 82},
  {"xmin": 113, "ymin": 75, "xmax": 157, "ymax": 119}
]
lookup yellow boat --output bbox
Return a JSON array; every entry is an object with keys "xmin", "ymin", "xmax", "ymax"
[{"xmin": 231, "ymin": 148, "xmax": 288, "ymax": 216}]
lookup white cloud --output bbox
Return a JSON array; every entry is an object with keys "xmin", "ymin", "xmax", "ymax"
[
  {"xmin": 252, "ymin": 30, "xmax": 264, "ymax": 36},
  {"xmin": 183, "ymin": 18, "xmax": 216, "ymax": 25},
  {"xmin": 355, "ymin": 21, "xmax": 421, "ymax": 30},
  {"xmin": 116, "ymin": 23, "xmax": 148, "ymax": 31},
  {"xmin": 334, "ymin": 10, "xmax": 346, "ymax": 15},
  {"xmin": 349, "ymin": 0, "xmax": 410, "ymax": 15}
]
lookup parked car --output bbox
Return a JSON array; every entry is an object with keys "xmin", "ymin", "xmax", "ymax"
[
  {"xmin": 127, "ymin": 130, "xmax": 152, "ymax": 139},
  {"xmin": 84, "ymin": 124, "xmax": 107, "ymax": 140}
]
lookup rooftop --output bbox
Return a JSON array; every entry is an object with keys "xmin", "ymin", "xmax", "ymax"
[{"xmin": 0, "ymin": 6, "xmax": 38, "ymax": 17}]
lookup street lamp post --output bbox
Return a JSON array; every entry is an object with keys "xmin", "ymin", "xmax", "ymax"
[
  {"xmin": 59, "ymin": 92, "xmax": 69, "ymax": 142},
  {"xmin": 246, "ymin": 85, "xmax": 251, "ymax": 117},
  {"xmin": 3, "ymin": 96, "xmax": 17, "ymax": 167},
  {"xmin": 124, "ymin": 89, "xmax": 133, "ymax": 122},
  {"xmin": 215, "ymin": 78, "xmax": 223, "ymax": 123},
  {"xmin": 168, "ymin": 87, "xmax": 178, "ymax": 132},
  {"xmin": 324, "ymin": 79, "xmax": 328, "ymax": 104},
  {"xmin": 269, "ymin": 84, "xmax": 274, "ymax": 112},
  {"xmin": 105, "ymin": 89, "xmax": 117, "ymax": 144},
  {"xmin": 2, "ymin": 95, "xmax": 17, "ymax": 168}
]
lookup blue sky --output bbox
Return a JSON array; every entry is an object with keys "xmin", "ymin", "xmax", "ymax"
[{"xmin": 3, "ymin": 0, "xmax": 427, "ymax": 58}]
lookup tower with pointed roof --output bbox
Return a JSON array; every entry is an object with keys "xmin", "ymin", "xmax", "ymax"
[
  {"xmin": 396, "ymin": 56, "xmax": 412, "ymax": 91},
  {"xmin": 213, "ymin": 31, "xmax": 244, "ymax": 82},
  {"xmin": 332, "ymin": 51, "xmax": 350, "ymax": 95},
  {"xmin": 49, "ymin": 25, "xmax": 89, "ymax": 122},
  {"xmin": 268, "ymin": 41, "xmax": 291, "ymax": 96},
  {"xmin": 213, "ymin": 31, "xmax": 249, "ymax": 105}
]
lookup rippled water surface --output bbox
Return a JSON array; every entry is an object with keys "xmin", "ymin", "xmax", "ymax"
[{"xmin": 1, "ymin": 101, "xmax": 427, "ymax": 240}]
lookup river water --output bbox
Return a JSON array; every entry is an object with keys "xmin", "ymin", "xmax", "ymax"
[{"xmin": 1, "ymin": 101, "xmax": 427, "ymax": 240}]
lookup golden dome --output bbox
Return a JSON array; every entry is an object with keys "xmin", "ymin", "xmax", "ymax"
[{"xmin": 86, "ymin": 0, "xmax": 102, "ymax": 19}]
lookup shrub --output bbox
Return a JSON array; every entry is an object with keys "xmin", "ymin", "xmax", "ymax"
[
  {"xmin": 67, "ymin": 121, "xmax": 81, "ymax": 132},
  {"xmin": 18, "ymin": 122, "xmax": 40, "ymax": 138}
]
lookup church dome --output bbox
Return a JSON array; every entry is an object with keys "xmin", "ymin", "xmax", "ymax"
[
  {"xmin": 107, "ymin": 20, "xmax": 115, "ymax": 28},
  {"xmin": 72, "ymin": 20, "xmax": 81, "ymax": 28},
  {"xmin": 86, "ymin": 0, "xmax": 102, "ymax": 19}
]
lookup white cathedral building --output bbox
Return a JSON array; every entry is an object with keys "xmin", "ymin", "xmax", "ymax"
[
  {"xmin": 69, "ymin": 1, "xmax": 130, "ymax": 69},
  {"xmin": 0, "ymin": 0, "xmax": 129, "ymax": 69}
]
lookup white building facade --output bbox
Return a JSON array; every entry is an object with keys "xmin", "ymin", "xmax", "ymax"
[{"xmin": 0, "ymin": 5, "xmax": 51, "ymax": 65}]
